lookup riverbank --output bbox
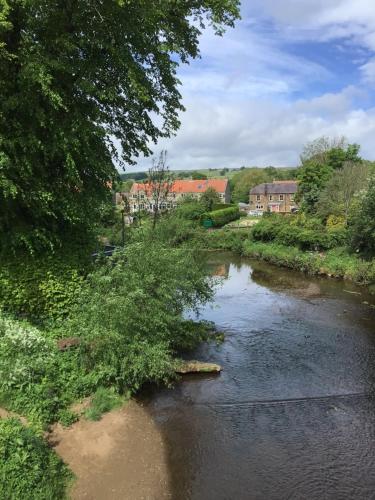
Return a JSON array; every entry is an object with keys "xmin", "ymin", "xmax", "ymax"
[
  {"xmin": 51, "ymin": 400, "xmax": 170, "ymax": 500},
  {"xmin": 199, "ymin": 229, "xmax": 375, "ymax": 292}
]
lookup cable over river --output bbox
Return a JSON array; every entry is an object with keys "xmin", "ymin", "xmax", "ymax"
[{"xmin": 141, "ymin": 252, "xmax": 375, "ymax": 500}]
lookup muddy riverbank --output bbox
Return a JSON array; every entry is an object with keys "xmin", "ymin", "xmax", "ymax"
[{"xmin": 51, "ymin": 400, "xmax": 171, "ymax": 500}]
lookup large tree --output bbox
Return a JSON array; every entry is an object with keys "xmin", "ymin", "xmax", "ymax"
[
  {"xmin": 296, "ymin": 137, "xmax": 362, "ymax": 213},
  {"xmin": 0, "ymin": 0, "xmax": 240, "ymax": 251}
]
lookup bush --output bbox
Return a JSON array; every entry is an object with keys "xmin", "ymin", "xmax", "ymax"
[
  {"xmin": 0, "ymin": 418, "xmax": 71, "ymax": 499},
  {"xmin": 0, "ymin": 314, "xmax": 91, "ymax": 426},
  {"xmin": 0, "ymin": 242, "xmax": 92, "ymax": 321},
  {"xmin": 63, "ymin": 239, "xmax": 214, "ymax": 393},
  {"xmin": 349, "ymin": 177, "xmax": 375, "ymax": 258},
  {"xmin": 251, "ymin": 214, "xmax": 348, "ymax": 251},
  {"xmin": 85, "ymin": 387, "xmax": 124, "ymax": 421},
  {"xmin": 203, "ymin": 206, "xmax": 240, "ymax": 227}
]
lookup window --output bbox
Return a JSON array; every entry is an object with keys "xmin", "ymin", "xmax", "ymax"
[
  {"xmin": 290, "ymin": 194, "xmax": 294, "ymax": 201},
  {"xmin": 279, "ymin": 194, "xmax": 284, "ymax": 201},
  {"xmin": 269, "ymin": 195, "xmax": 273, "ymax": 201},
  {"xmin": 256, "ymin": 195, "xmax": 261, "ymax": 201}
]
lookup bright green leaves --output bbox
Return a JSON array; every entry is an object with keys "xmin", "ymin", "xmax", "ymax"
[{"xmin": 0, "ymin": 0, "xmax": 240, "ymax": 252}]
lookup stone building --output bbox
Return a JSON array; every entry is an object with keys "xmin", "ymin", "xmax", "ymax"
[
  {"xmin": 129, "ymin": 179, "xmax": 230, "ymax": 213},
  {"xmin": 249, "ymin": 181, "xmax": 298, "ymax": 213}
]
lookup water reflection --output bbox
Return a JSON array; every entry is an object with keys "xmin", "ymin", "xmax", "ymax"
[{"xmin": 145, "ymin": 253, "xmax": 375, "ymax": 500}]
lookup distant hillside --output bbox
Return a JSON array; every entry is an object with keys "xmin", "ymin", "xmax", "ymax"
[{"xmin": 120, "ymin": 166, "xmax": 297, "ymax": 182}]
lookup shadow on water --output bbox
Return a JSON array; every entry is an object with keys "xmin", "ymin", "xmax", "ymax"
[{"xmin": 142, "ymin": 253, "xmax": 375, "ymax": 500}]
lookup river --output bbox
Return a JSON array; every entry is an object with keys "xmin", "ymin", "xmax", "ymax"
[{"xmin": 142, "ymin": 252, "xmax": 375, "ymax": 500}]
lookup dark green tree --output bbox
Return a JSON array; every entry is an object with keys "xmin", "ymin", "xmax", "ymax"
[
  {"xmin": 201, "ymin": 187, "xmax": 221, "ymax": 211},
  {"xmin": 191, "ymin": 171, "xmax": 208, "ymax": 180},
  {"xmin": 349, "ymin": 177, "xmax": 375, "ymax": 257},
  {"xmin": 0, "ymin": 0, "xmax": 240, "ymax": 252},
  {"xmin": 296, "ymin": 138, "xmax": 362, "ymax": 213}
]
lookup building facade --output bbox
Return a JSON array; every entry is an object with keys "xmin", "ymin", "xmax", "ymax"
[
  {"xmin": 129, "ymin": 179, "xmax": 230, "ymax": 213},
  {"xmin": 249, "ymin": 181, "xmax": 298, "ymax": 213}
]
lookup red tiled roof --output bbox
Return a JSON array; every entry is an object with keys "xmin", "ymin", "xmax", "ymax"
[{"xmin": 131, "ymin": 179, "xmax": 228, "ymax": 194}]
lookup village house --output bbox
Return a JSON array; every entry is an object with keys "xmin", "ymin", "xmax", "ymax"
[
  {"xmin": 249, "ymin": 180, "xmax": 298, "ymax": 214},
  {"xmin": 129, "ymin": 179, "xmax": 230, "ymax": 213}
]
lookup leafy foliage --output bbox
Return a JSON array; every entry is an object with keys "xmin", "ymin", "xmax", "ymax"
[
  {"xmin": 349, "ymin": 176, "xmax": 375, "ymax": 257},
  {"xmin": 0, "ymin": 314, "xmax": 90, "ymax": 426},
  {"xmin": 203, "ymin": 206, "xmax": 240, "ymax": 227},
  {"xmin": 251, "ymin": 214, "xmax": 348, "ymax": 251},
  {"xmin": 316, "ymin": 162, "xmax": 370, "ymax": 221},
  {"xmin": 200, "ymin": 187, "xmax": 222, "ymax": 211},
  {"xmin": 0, "ymin": 418, "xmax": 71, "ymax": 499},
  {"xmin": 0, "ymin": 241, "xmax": 92, "ymax": 320},
  {"xmin": 63, "ymin": 239, "xmax": 214, "ymax": 393},
  {"xmin": 85, "ymin": 387, "xmax": 124, "ymax": 422},
  {"xmin": 296, "ymin": 138, "xmax": 362, "ymax": 213},
  {"xmin": 0, "ymin": 0, "xmax": 240, "ymax": 251}
]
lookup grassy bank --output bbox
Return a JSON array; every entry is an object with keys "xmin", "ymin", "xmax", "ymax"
[{"xmin": 199, "ymin": 229, "xmax": 375, "ymax": 290}]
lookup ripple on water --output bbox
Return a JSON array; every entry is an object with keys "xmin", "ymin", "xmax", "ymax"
[{"xmin": 148, "ymin": 255, "xmax": 375, "ymax": 500}]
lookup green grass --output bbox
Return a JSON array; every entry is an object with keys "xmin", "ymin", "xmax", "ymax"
[{"xmin": 85, "ymin": 387, "xmax": 125, "ymax": 421}]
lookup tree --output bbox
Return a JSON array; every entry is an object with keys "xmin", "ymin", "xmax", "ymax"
[
  {"xmin": 296, "ymin": 137, "xmax": 362, "ymax": 213},
  {"xmin": 231, "ymin": 168, "xmax": 269, "ymax": 203},
  {"xmin": 146, "ymin": 151, "xmax": 174, "ymax": 229},
  {"xmin": 349, "ymin": 177, "xmax": 375, "ymax": 257},
  {"xmin": 0, "ymin": 0, "xmax": 240, "ymax": 252},
  {"xmin": 316, "ymin": 162, "xmax": 369, "ymax": 222},
  {"xmin": 191, "ymin": 171, "xmax": 207, "ymax": 180},
  {"xmin": 296, "ymin": 160, "xmax": 333, "ymax": 213},
  {"xmin": 200, "ymin": 187, "xmax": 221, "ymax": 211}
]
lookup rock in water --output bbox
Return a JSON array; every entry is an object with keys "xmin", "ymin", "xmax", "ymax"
[{"xmin": 175, "ymin": 360, "xmax": 221, "ymax": 374}]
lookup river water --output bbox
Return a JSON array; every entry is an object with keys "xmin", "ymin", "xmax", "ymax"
[{"xmin": 144, "ymin": 253, "xmax": 375, "ymax": 500}]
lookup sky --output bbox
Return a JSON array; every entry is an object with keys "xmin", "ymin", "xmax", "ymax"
[{"xmin": 130, "ymin": 0, "xmax": 375, "ymax": 172}]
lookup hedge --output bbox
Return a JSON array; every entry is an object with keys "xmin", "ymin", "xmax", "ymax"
[
  {"xmin": 251, "ymin": 215, "xmax": 348, "ymax": 251},
  {"xmin": 203, "ymin": 206, "xmax": 240, "ymax": 227}
]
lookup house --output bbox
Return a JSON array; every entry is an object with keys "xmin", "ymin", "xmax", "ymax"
[
  {"xmin": 129, "ymin": 179, "xmax": 230, "ymax": 213},
  {"xmin": 249, "ymin": 180, "xmax": 298, "ymax": 213}
]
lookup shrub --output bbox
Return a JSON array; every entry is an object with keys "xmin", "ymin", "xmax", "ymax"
[
  {"xmin": 0, "ymin": 242, "xmax": 92, "ymax": 321},
  {"xmin": 203, "ymin": 206, "xmax": 240, "ymax": 227},
  {"xmin": 349, "ymin": 177, "xmax": 375, "ymax": 258},
  {"xmin": 251, "ymin": 214, "xmax": 348, "ymax": 251},
  {"xmin": 0, "ymin": 314, "xmax": 91, "ymax": 426},
  {"xmin": 0, "ymin": 418, "xmax": 71, "ymax": 499},
  {"xmin": 63, "ymin": 240, "xmax": 214, "ymax": 393},
  {"xmin": 85, "ymin": 387, "xmax": 124, "ymax": 421}
]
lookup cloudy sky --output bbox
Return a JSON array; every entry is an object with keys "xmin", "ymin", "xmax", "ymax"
[{"xmin": 131, "ymin": 0, "xmax": 375, "ymax": 171}]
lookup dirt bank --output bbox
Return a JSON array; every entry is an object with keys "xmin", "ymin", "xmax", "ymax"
[{"xmin": 50, "ymin": 400, "xmax": 171, "ymax": 500}]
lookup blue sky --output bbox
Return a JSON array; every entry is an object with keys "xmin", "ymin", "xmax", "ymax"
[{"xmin": 132, "ymin": 0, "xmax": 375, "ymax": 171}]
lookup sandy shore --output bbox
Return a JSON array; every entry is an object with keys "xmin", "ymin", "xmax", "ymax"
[{"xmin": 50, "ymin": 400, "xmax": 171, "ymax": 500}]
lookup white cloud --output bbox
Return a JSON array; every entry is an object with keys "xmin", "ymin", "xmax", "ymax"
[
  {"xmin": 360, "ymin": 57, "xmax": 375, "ymax": 83},
  {"xmin": 129, "ymin": 87, "xmax": 375, "ymax": 171},
  {"xmin": 124, "ymin": 2, "xmax": 375, "ymax": 172}
]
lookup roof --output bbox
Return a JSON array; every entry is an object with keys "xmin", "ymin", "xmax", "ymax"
[
  {"xmin": 250, "ymin": 181, "xmax": 298, "ymax": 195},
  {"xmin": 131, "ymin": 179, "xmax": 228, "ymax": 194}
]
